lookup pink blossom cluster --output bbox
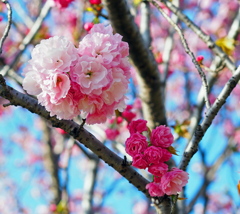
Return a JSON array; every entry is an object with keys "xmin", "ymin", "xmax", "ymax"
[
  {"xmin": 125, "ymin": 119, "xmax": 189, "ymax": 196},
  {"xmin": 23, "ymin": 23, "xmax": 131, "ymax": 124}
]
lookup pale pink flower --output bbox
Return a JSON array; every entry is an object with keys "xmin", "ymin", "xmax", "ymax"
[
  {"xmin": 101, "ymin": 67, "xmax": 129, "ymax": 105},
  {"xmin": 146, "ymin": 182, "xmax": 164, "ymax": 197},
  {"xmin": 128, "ymin": 119, "xmax": 148, "ymax": 134},
  {"xmin": 70, "ymin": 55, "xmax": 110, "ymax": 95},
  {"xmin": 48, "ymin": 73, "xmax": 71, "ymax": 103},
  {"xmin": 38, "ymin": 82, "xmax": 82, "ymax": 120},
  {"xmin": 22, "ymin": 71, "xmax": 42, "ymax": 95},
  {"xmin": 23, "ymin": 25, "xmax": 130, "ymax": 124},
  {"xmin": 125, "ymin": 133, "xmax": 148, "ymax": 157},
  {"xmin": 78, "ymin": 93, "xmax": 126, "ymax": 124},
  {"xmin": 161, "ymin": 168, "xmax": 189, "ymax": 195},
  {"xmin": 132, "ymin": 153, "xmax": 149, "ymax": 169},
  {"xmin": 78, "ymin": 23, "xmax": 130, "ymax": 69},
  {"xmin": 74, "ymin": 23, "xmax": 130, "ymax": 124},
  {"xmin": 148, "ymin": 163, "xmax": 168, "ymax": 177},
  {"xmin": 150, "ymin": 125, "xmax": 174, "ymax": 148},
  {"xmin": 28, "ymin": 36, "xmax": 78, "ymax": 73},
  {"xmin": 23, "ymin": 36, "xmax": 79, "ymax": 119}
]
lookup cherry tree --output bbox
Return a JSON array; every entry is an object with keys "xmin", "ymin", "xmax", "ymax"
[{"xmin": 0, "ymin": 0, "xmax": 240, "ymax": 213}]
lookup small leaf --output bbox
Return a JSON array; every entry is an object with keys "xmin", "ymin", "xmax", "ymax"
[
  {"xmin": 173, "ymin": 120, "xmax": 190, "ymax": 139},
  {"xmin": 216, "ymin": 37, "xmax": 236, "ymax": 55},
  {"xmin": 86, "ymin": 7, "xmax": 94, "ymax": 12},
  {"xmin": 178, "ymin": 197, "xmax": 187, "ymax": 200},
  {"xmin": 115, "ymin": 109, "xmax": 121, "ymax": 117},
  {"xmin": 93, "ymin": 17, "xmax": 100, "ymax": 24},
  {"xmin": 237, "ymin": 181, "xmax": 240, "ymax": 195},
  {"xmin": 133, "ymin": 0, "xmax": 141, "ymax": 6},
  {"xmin": 57, "ymin": 200, "xmax": 68, "ymax": 213},
  {"xmin": 168, "ymin": 146, "xmax": 178, "ymax": 155}
]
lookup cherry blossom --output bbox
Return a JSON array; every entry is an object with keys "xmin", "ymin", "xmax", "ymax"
[
  {"xmin": 23, "ymin": 24, "xmax": 131, "ymax": 124},
  {"xmin": 150, "ymin": 125, "xmax": 174, "ymax": 148},
  {"xmin": 128, "ymin": 119, "xmax": 148, "ymax": 134},
  {"xmin": 146, "ymin": 182, "xmax": 164, "ymax": 197},
  {"xmin": 132, "ymin": 153, "xmax": 149, "ymax": 169},
  {"xmin": 161, "ymin": 168, "xmax": 189, "ymax": 195},
  {"xmin": 125, "ymin": 133, "xmax": 148, "ymax": 157}
]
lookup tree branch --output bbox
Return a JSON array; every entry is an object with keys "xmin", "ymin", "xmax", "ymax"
[
  {"xmin": 188, "ymin": 5, "xmax": 240, "ymax": 144},
  {"xmin": 160, "ymin": 0, "xmax": 237, "ymax": 72},
  {"xmin": 149, "ymin": 0, "xmax": 210, "ymax": 109},
  {"xmin": 161, "ymin": 0, "xmax": 179, "ymax": 84},
  {"xmin": 0, "ymin": 75, "xmax": 151, "ymax": 198},
  {"xmin": 179, "ymin": 66, "xmax": 240, "ymax": 171},
  {"xmin": 0, "ymin": 0, "xmax": 52, "ymax": 77},
  {"xmin": 103, "ymin": 0, "xmax": 167, "ymax": 129}
]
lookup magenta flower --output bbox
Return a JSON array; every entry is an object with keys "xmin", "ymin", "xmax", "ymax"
[
  {"xmin": 161, "ymin": 168, "xmax": 189, "ymax": 195},
  {"xmin": 146, "ymin": 182, "xmax": 164, "ymax": 197},
  {"xmin": 148, "ymin": 163, "xmax": 168, "ymax": 177},
  {"xmin": 105, "ymin": 128, "xmax": 120, "ymax": 140},
  {"xmin": 161, "ymin": 148, "xmax": 172, "ymax": 162},
  {"xmin": 144, "ymin": 146, "xmax": 172, "ymax": 164},
  {"xmin": 132, "ymin": 153, "xmax": 149, "ymax": 169},
  {"xmin": 84, "ymin": 22, "xmax": 94, "ymax": 32},
  {"xmin": 125, "ymin": 133, "xmax": 148, "ymax": 157},
  {"xmin": 122, "ymin": 110, "xmax": 136, "ymax": 123},
  {"xmin": 128, "ymin": 119, "xmax": 148, "ymax": 134},
  {"xmin": 53, "ymin": 0, "xmax": 74, "ymax": 8},
  {"xmin": 150, "ymin": 125, "xmax": 174, "ymax": 148},
  {"xmin": 89, "ymin": 0, "xmax": 101, "ymax": 4}
]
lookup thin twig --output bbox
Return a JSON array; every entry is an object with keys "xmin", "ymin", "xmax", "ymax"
[
  {"xmin": 0, "ymin": 0, "xmax": 12, "ymax": 55},
  {"xmin": 0, "ymin": 77, "xmax": 152, "ymax": 198},
  {"xmin": 161, "ymin": 0, "xmax": 179, "ymax": 84},
  {"xmin": 149, "ymin": 0, "xmax": 211, "ymax": 109},
  {"xmin": 179, "ymin": 66, "xmax": 240, "ymax": 171},
  {"xmin": 187, "ymin": 5, "xmax": 240, "ymax": 143},
  {"xmin": 0, "ymin": 0, "xmax": 52, "ymax": 77},
  {"xmin": 159, "ymin": 0, "xmax": 236, "ymax": 72}
]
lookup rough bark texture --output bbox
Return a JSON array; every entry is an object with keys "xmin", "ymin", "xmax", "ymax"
[
  {"xmin": 0, "ymin": 80, "xmax": 151, "ymax": 197},
  {"xmin": 103, "ymin": 0, "xmax": 167, "ymax": 129}
]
